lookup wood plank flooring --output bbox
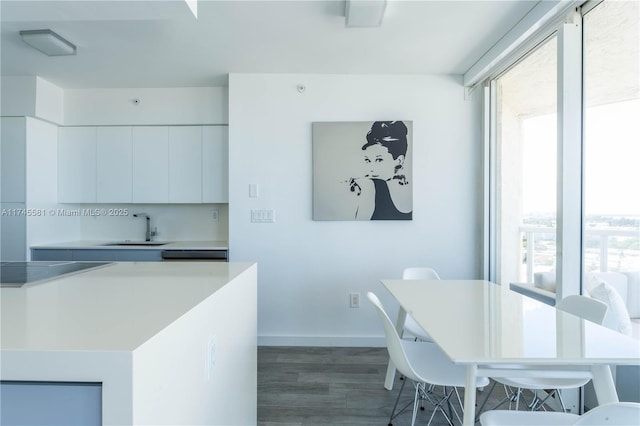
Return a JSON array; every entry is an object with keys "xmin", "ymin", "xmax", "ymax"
[{"xmin": 258, "ymin": 346, "xmax": 523, "ymax": 426}]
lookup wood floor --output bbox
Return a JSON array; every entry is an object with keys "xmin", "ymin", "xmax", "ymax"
[{"xmin": 257, "ymin": 346, "xmax": 522, "ymax": 426}]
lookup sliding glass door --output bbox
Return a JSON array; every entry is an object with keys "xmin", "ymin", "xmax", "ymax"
[
  {"xmin": 486, "ymin": 0, "xmax": 639, "ymax": 412},
  {"xmin": 583, "ymin": 0, "xmax": 640, "ymax": 276},
  {"xmin": 493, "ymin": 36, "xmax": 558, "ymax": 286},
  {"xmin": 490, "ymin": 0, "xmax": 639, "ymax": 290}
]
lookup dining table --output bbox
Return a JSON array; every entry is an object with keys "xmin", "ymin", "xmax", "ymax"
[{"xmin": 380, "ymin": 279, "xmax": 640, "ymax": 426}]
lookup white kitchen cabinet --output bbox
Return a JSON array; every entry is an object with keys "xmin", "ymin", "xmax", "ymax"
[
  {"xmin": 56, "ymin": 125, "xmax": 227, "ymax": 205},
  {"xmin": 97, "ymin": 126, "xmax": 132, "ymax": 202},
  {"xmin": 58, "ymin": 127, "xmax": 97, "ymax": 203},
  {"xmin": 132, "ymin": 127, "xmax": 169, "ymax": 203},
  {"xmin": 202, "ymin": 126, "xmax": 228, "ymax": 203},
  {"xmin": 1, "ymin": 117, "xmax": 26, "ymax": 203},
  {"xmin": 169, "ymin": 126, "xmax": 202, "ymax": 203},
  {"xmin": 1, "ymin": 118, "xmax": 27, "ymax": 261}
]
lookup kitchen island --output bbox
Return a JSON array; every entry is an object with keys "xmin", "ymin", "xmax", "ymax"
[{"xmin": 1, "ymin": 261, "xmax": 257, "ymax": 425}]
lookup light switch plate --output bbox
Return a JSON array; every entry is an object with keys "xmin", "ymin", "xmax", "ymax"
[
  {"xmin": 249, "ymin": 184, "xmax": 259, "ymax": 198},
  {"xmin": 251, "ymin": 209, "xmax": 275, "ymax": 223}
]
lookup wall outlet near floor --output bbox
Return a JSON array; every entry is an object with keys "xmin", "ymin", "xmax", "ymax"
[{"xmin": 350, "ymin": 292, "xmax": 360, "ymax": 308}]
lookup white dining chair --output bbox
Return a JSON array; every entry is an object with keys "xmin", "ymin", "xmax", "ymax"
[
  {"xmin": 479, "ymin": 402, "xmax": 640, "ymax": 425},
  {"xmin": 401, "ymin": 267, "xmax": 441, "ymax": 342},
  {"xmin": 480, "ymin": 295, "xmax": 609, "ymax": 412},
  {"xmin": 367, "ymin": 292, "xmax": 489, "ymax": 426}
]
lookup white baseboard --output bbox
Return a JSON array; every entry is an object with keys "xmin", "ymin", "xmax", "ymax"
[{"xmin": 258, "ymin": 335, "xmax": 386, "ymax": 347}]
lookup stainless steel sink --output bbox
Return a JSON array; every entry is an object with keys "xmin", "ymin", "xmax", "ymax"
[{"xmin": 102, "ymin": 241, "xmax": 171, "ymax": 246}]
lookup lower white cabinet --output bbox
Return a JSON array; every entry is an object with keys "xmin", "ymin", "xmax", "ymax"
[{"xmin": 57, "ymin": 125, "xmax": 227, "ymax": 204}]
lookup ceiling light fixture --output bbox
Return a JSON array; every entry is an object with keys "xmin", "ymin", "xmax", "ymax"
[
  {"xmin": 345, "ymin": 0, "xmax": 387, "ymax": 27},
  {"xmin": 19, "ymin": 29, "xmax": 76, "ymax": 56}
]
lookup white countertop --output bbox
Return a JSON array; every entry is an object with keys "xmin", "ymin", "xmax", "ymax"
[
  {"xmin": 1, "ymin": 261, "xmax": 257, "ymax": 425},
  {"xmin": 1, "ymin": 261, "xmax": 249, "ymax": 352},
  {"xmin": 30, "ymin": 240, "xmax": 228, "ymax": 250}
]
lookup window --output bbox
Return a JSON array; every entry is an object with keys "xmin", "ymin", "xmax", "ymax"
[
  {"xmin": 489, "ymin": 1, "xmax": 639, "ymax": 290},
  {"xmin": 583, "ymin": 0, "xmax": 640, "ymax": 275},
  {"xmin": 485, "ymin": 0, "xmax": 640, "ymax": 413},
  {"xmin": 493, "ymin": 36, "xmax": 558, "ymax": 285}
]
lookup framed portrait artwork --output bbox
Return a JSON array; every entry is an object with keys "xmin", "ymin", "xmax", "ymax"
[{"xmin": 312, "ymin": 120, "xmax": 413, "ymax": 221}]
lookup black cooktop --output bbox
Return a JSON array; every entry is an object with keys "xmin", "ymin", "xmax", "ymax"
[{"xmin": 0, "ymin": 261, "xmax": 113, "ymax": 288}]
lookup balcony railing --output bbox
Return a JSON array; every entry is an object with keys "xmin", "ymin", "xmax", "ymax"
[{"xmin": 520, "ymin": 225, "xmax": 640, "ymax": 283}]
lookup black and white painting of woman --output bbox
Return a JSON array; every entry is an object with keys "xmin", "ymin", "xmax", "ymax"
[{"xmin": 313, "ymin": 120, "xmax": 413, "ymax": 221}]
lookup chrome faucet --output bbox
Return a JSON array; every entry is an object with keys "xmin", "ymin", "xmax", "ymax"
[{"xmin": 133, "ymin": 213, "xmax": 157, "ymax": 242}]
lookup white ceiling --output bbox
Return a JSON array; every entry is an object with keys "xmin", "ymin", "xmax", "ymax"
[{"xmin": 1, "ymin": 0, "xmax": 539, "ymax": 89}]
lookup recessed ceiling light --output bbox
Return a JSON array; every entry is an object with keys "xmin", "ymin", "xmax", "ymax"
[{"xmin": 19, "ymin": 29, "xmax": 76, "ymax": 56}]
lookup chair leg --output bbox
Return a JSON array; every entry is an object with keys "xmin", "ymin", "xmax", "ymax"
[
  {"xmin": 388, "ymin": 378, "xmax": 428, "ymax": 426},
  {"xmin": 388, "ymin": 376, "xmax": 408, "ymax": 425},
  {"xmin": 475, "ymin": 380, "xmax": 497, "ymax": 419},
  {"xmin": 530, "ymin": 388, "xmax": 567, "ymax": 412},
  {"xmin": 411, "ymin": 383, "xmax": 422, "ymax": 426},
  {"xmin": 514, "ymin": 387, "xmax": 524, "ymax": 410},
  {"xmin": 479, "ymin": 383, "xmax": 519, "ymax": 413},
  {"xmin": 426, "ymin": 386, "xmax": 456, "ymax": 426}
]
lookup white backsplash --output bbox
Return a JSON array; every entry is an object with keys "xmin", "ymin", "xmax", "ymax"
[{"xmin": 74, "ymin": 204, "xmax": 228, "ymax": 242}]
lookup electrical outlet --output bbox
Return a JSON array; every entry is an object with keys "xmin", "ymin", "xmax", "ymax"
[
  {"xmin": 350, "ymin": 292, "xmax": 360, "ymax": 308},
  {"xmin": 211, "ymin": 209, "xmax": 219, "ymax": 222},
  {"xmin": 249, "ymin": 183, "xmax": 259, "ymax": 198},
  {"xmin": 207, "ymin": 336, "xmax": 217, "ymax": 380}
]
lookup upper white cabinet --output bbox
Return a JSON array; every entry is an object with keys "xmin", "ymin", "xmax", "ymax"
[
  {"xmin": 97, "ymin": 127, "xmax": 132, "ymax": 203},
  {"xmin": 202, "ymin": 126, "xmax": 228, "ymax": 203},
  {"xmin": 57, "ymin": 125, "xmax": 227, "ymax": 204},
  {"xmin": 169, "ymin": 126, "xmax": 202, "ymax": 203},
  {"xmin": 132, "ymin": 127, "xmax": 169, "ymax": 203},
  {"xmin": 58, "ymin": 127, "xmax": 97, "ymax": 203}
]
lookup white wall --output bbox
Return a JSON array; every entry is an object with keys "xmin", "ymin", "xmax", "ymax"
[
  {"xmin": 35, "ymin": 78, "xmax": 64, "ymax": 124},
  {"xmin": 63, "ymin": 87, "xmax": 228, "ymax": 125},
  {"xmin": 0, "ymin": 77, "xmax": 64, "ymax": 124},
  {"xmin": 228, "ymin": 73, "xmax": 483, "ymax": 346},
  {"xmin": 1, "ymin": 77, "xmax": 37, "ymax": 118}
]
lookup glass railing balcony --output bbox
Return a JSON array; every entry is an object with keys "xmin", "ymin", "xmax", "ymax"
[{"xmin": 520, "ymin": 225, "xmax": 640, "ymax": 283}]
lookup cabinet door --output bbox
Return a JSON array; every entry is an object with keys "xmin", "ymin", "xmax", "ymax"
[
  {"xmin": 97, "ymin": 127, "xmax": 133, "ymax": 202},
  {"xmin": 132, "ymin": 127, "xmax": 168, "ymax": 203},
  {"xmin": 1, "ymin": 117, "xmax": 26, "ymax": 203},
  {"xmin": 169, "ymin": 126, "xmax": 202, "ymax": 203},
  {"xmin": 1, "ymin": 202, "xmax": 26, "ymax": 261},
  {"xmin": 202, "ymin": 126, "xmax": 228, "ymax": 203},
  {"xmin": 71, "ymin": 249, "xmax": 162, "ymax": 261},
  {"xmin": 31, "ymin": 249, "xmax": 73, "ymax": 261},
  {"xmin": 58, "ymin": 127, "xmax": 97, "ymax": 203}
]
